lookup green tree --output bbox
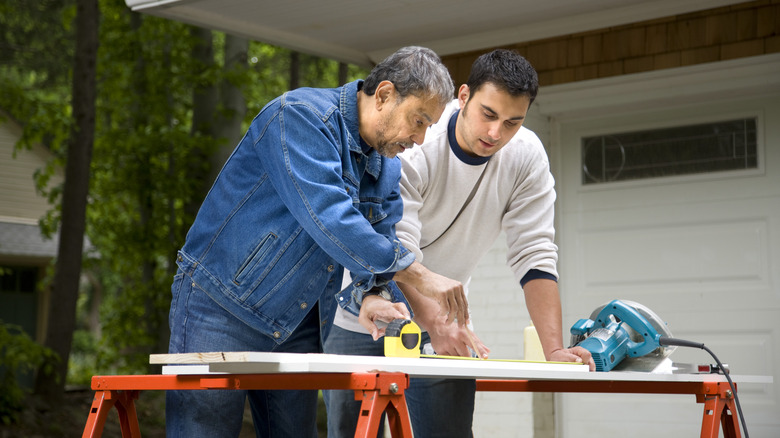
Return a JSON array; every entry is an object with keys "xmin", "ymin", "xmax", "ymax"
[
  {"xmin": 87, "ymin": 3, "xmax": 217, "ymax": 374},
  {"xmin": 1, "ymin": 0, "xmax": 370, "ymax": 395},
  {"xmin": 32, "ymin": 0, "xmax": 99, "ymax": 398}
]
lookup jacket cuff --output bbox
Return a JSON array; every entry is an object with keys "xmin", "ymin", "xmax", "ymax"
[{"xmin": 335, "ymin": 280, "xmax": 412, "ymax": 319}]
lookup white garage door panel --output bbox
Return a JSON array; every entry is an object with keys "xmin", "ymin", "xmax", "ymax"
[
  {"xmin": 552, "ymin": 82, "xmax": 780, "ymax": 437},
  {"xmin": 562, "ymin": 198, "xmax": 779, "ymax": 312},
  {"xmin": 578, "ymin": 219, "xmax": 768, "ymax": 290}
]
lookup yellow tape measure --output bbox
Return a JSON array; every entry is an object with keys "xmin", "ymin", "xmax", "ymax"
[
  {"xmin": 384, "ymin": 319, "xmax": 422, "ymax": 358},
  {"xmin": 383, "ymin": 319, "xmax": 586, "ymax": 365}
]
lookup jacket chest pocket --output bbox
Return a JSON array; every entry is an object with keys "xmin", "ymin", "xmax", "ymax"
[
  {"xmin": 355, "ymin": 201, "xmax": 387, "ymax": 225},
  {"xmin": 343, "ymin": 174, "xmax": 388, "ymax": 224}
]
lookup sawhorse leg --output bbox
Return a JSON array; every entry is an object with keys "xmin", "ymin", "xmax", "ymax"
[
  {"xmin": 82, "ymin": 390, "xmax": 141, "ymax": 438},
  {"xmin": 476, "ymin": 378, "xmax": 746, "ymax": 438},
  {"xmin": 698, "ymin": 382, "xmax": 741, "ymax": 438},
  {"xmin": 354, "ymin": 373, "xmax": 413, "ymax": 438}
]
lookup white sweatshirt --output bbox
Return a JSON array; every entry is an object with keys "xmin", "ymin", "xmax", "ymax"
[{"xmin": 334, "ymin": 100, "xmax": 559, "ymax": 332}]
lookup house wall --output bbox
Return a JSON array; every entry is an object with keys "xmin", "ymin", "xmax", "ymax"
[
  {"xmin": 0, "ymin": 114, "xmax": 62, "ymax": 343},
  {"xmin": 441, "ymin": 2, "xmax": 779, "ymax": 437},
  {"xmin": 547, "ymin": 62, "xmax": 780, "ymax": 437},
  {"xmin": 0, "ymin": 115, "xmax": 60, "ymax": 222},
  {"xmin": 442, "ymin": 0, "xmax": 780, "ymax": 87}
]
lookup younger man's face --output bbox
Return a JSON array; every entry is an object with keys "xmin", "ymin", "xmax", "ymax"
[{"xmin": 455, "ymin": 82, "xmax": 531, "ymax": 158}]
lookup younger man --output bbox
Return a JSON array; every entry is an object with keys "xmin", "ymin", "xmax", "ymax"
[{"xmin": 325, "ymin": 49, "xmax": 594, "ymax": 438}]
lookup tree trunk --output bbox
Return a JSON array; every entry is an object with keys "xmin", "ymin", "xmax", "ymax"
[
  {"xmin": 185, "ymin": 26, "xmax": 218, "ymax": 220},
  {"xmin": 338, "ymin": 62, "xmax": 348, "ymax": 86},
  {"xmin": 290, "ymin": 51, "xmax": 300, "ymax": 90},
  {"xmin": 146, "ymin": 27, "xmax": 175, "ymax": 370},
  {"xmin": 208, "ymin": 34, "xmax": 248, "ymax": 185},
  {"xmin": 35, "ymin": 0, "xmax": 99, "ymax": 398}
]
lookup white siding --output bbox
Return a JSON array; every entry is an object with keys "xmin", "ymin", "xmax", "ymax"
[{"xmin": 0, "ymin": 118, "xmax": 62, "ymax": 222}]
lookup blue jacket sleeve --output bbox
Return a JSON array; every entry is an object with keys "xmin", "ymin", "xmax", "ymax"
[{"xmin": 337, "ymin": 178, "xmax": 412, "ymax": 316}]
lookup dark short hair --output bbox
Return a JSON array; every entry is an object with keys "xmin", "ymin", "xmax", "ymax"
[
  {"xmin": 363, "ymin": 46, "xmax": 454, "ymax": 107},
  {"xmin": 466, "ymin": 49, "xmax": 538, "ymax": 104}
]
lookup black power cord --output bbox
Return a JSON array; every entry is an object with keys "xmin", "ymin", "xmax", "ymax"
[{"xmin": 659, "ymin": 336, "xmax": 749, "ymax": 438}]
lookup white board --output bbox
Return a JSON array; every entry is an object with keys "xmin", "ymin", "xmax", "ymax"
[{"xmin": 150, "ymin": 352, "xmax": 770, "ymax": 388}]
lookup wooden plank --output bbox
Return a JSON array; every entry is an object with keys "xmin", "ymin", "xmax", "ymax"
[{"xmin": 150, "ymin": 351, "xmax": 258, "ymax": 364}]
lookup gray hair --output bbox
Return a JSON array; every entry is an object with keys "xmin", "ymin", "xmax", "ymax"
[{"xmin": 362, "ymin": 46, "xmax": 454, "ymax": 107}]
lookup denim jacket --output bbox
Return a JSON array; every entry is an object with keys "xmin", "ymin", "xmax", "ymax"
[{"xmin": 176, "ymin": 80, "xmax": 414, "ymax": 344}]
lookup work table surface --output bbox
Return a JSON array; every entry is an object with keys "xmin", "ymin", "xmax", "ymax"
[{"xmin": 149, "ymin": 351, "xmax": 771, "ymax": 384}]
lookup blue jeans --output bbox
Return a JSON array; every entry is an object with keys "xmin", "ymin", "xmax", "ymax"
[
  {"xmin": 166, "ymin": 273, "xmax": 321, "ymax": 438},
  {"xmin": 323, "ymin": 325, "xmax": 475, "ymax": 438}
]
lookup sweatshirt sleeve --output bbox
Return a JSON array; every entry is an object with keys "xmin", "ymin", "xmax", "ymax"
[{"xmin": 502, "ymin": 130, "xmax": 559, "ymax": 284}]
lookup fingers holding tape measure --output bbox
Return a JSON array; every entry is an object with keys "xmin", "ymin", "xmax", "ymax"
[
  {"xmin": 358, "ymin": 295, "xmax": 411, "ymax": 340},
  {"xmin": 383, "ymin": 318, "xmax": 492, "ymax": 361}
]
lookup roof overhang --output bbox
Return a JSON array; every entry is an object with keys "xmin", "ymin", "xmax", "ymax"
[{"xmin": 125, "ymin": 0, "xmax": 742, "ymax": 67}]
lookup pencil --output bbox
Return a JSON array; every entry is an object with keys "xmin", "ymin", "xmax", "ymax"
[{"xmin": 464, "ymin": 326, "xmax": 485, "ymax": 359}]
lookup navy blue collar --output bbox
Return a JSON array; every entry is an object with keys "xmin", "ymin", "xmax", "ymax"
[{"xmin": 447, "ymin": 110, "xmax": 491, "ymax": 166}]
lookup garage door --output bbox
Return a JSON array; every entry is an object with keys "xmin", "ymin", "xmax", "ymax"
[{"xmin": 552, "ymin": 70, "xmax": 780, "ymax": 436}]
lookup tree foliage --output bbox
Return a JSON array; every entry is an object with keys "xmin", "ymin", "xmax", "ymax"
[
  {"xmin": 0, "ymin": 322, "xmax": 58, "ymax": 424},
  {"xmin": 0, "ymin": 0, "xmax": 74, "ymax": 234},
  {"xmin": 1, "ymin": 0, "xmax": 369, "ymax": 389}
]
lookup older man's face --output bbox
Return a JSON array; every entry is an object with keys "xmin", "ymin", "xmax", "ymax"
[{"xmin": 371, "ymin": 93, "xmax": 444, "ymax": 158}]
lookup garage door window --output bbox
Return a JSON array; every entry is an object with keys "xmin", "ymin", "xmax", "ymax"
[{"xmin": 581, "ymin": 118, "xmax": 757, "ymax": 184}]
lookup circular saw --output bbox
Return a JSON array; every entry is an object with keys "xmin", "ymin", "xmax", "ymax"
[{"xmin": 570, "ymin": 299, "xmax": 675, "ymax": 372}]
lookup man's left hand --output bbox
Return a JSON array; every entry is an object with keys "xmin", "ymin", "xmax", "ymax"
[{"xmin": 548, "ymin": 346, "xmax": 596, "ymax": 372}]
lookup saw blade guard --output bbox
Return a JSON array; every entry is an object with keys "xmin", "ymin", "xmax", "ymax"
[{"xmin": 593, "ymin": 300, "xmax": 662, "ymax": 357}]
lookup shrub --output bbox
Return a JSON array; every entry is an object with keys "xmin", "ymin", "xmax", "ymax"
[{"xmin": 0, "ymin": 322, "xmax": 58, "ymax": 425}]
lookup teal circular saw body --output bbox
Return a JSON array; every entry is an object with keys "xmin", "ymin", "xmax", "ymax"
[{"xmin": 570, "ymin": 299, "xmax": 674, "ymax": 372}]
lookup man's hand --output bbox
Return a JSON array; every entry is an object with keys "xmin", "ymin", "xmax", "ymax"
[
  {"xmin": 358, "ymin": 295, "xmax": 411, "ymax": 341},
  {"xmin": 427, "ymin": 315, "xmax": 490, "ymax": 359},
  {"xmin": 395, "ymin": 261, "xmax": 468, "ymax": 326},
  {"xmin": 548, "ymin": 346, "xmax": 596, "ymax": 372}
]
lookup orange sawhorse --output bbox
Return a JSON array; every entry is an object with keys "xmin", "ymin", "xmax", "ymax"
[
  {"xmin": 476, "ymin": 379, "xmax": 741, "ymax": 438},
  {"xmin": 82, "ymin": 372, "xmax": 413, "ymax": 438}
]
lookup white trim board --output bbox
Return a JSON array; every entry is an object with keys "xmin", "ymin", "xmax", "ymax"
[
  {"xmin": 535, "ymin": 54, "xmax": 780, "ymax": 119},
  {"xmin": 151, "ymin": 351, "xmax": 770, "ymax": 385},
  {"xmin": 154, "ymin": 351, "xmax": 587, "ymax": 379}
]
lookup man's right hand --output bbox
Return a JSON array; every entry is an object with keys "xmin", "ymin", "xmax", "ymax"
[
  {"xmin": 394, "ymin": 261, "xmax": 468, "ymax": 325},
  {"xmin": 358, "ymin": 295, "xmax": 411, "ymax": 341},
  {"xmin": 427, "ymin": 315, "xmax": 490, "ymax": 359}
]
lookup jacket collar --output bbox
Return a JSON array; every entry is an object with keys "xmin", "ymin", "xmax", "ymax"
[{"xmin": 342, "ymin": 79, "xmax": 384, "ymax": 179}]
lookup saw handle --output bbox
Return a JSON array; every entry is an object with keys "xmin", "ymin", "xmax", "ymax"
[{"xmin": 594, "ymin": 300, "xmax": 662, "ymax": 357}]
